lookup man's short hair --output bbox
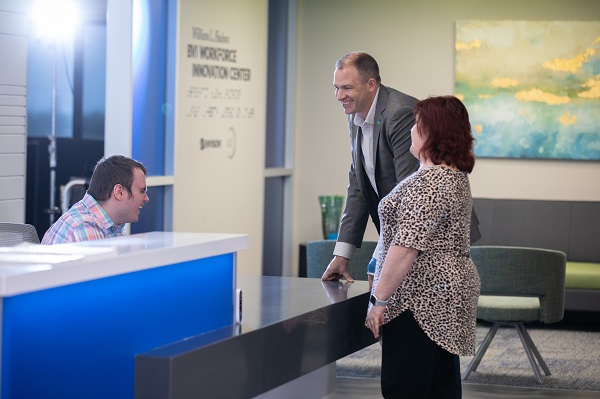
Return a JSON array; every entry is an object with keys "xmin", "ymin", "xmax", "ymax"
[
  {"xmin": 335, "ymin": 52, "xmax": 381, "ymax": 84},
  {"xmin": 87, "ymin": 155, "xmax": 147, "ymax": 202}
]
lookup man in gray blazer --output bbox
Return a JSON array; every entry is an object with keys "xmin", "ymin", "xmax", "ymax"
[{"xmin": 322, "ymin": 52, "xmax": 480, "ymax": 285}]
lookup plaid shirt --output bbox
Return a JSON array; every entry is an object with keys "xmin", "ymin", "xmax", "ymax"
[{"xmin": 41, "ymin": 193, "xmax": 125, "ymax": 244}]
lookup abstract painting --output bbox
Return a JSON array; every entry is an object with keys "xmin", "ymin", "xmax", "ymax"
[{"xmin": 455, "ymin": 20, "xmax": 600, "ymax": 160}]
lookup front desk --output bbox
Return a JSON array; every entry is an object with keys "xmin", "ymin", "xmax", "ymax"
[
  {"xmin": 135, "ymin": 276, "xmax": 376, "ymax": 399},
  {"xmin": 0, "ymin": 232, "xmax": 247, "ymax": 399},
  {"xmin": 0, "ymin": 233, "xmax": 376, "ymax": 399}
]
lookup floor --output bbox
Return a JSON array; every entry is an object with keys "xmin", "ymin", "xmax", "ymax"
[
  {"xmin": 333, "ymin": 312, "xmax": 600, "ymax": 398},
  {"xmin": 334, "ymin": 377, "xmax": 600, "ymax": 398}
]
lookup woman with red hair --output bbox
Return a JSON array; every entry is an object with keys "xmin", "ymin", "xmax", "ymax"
[{"xmin": 365, "ymin": 96, "xmax": 480, "ymax": 398}]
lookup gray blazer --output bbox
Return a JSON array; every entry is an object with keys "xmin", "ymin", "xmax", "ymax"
[
  {"xmin": 337, "ymin": 85, "xmax": 481, "ymax": 249},
  {"xmin": 337, "ymin": 85, "xmax": 419, "ymax": 248}
]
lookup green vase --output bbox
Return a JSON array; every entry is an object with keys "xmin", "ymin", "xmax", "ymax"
[{"xmin": 318, "ymin": 195, "xmax": 344, "ymax": 240}]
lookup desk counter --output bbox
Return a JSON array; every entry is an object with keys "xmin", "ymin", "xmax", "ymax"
[
  {"xmin": 0, "ymin": 232, "xmax": 247, "ymax": 399},
  {"xmin": 0, "ymin": 231, "xmax": 247, "ymax": 296},
  {"xmin": 135, "ymin": 276, "xmax": 377, "ymax": 399}
]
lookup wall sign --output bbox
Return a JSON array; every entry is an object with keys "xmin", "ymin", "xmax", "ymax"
[{"xmin": 174, "ymin": 0, "xmax": 267, "ymax": 274}]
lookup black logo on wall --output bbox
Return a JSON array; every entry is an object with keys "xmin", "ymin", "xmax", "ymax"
[{"xmin": 199, "ymin": 127, "xmax": 236, "ymax": 159}]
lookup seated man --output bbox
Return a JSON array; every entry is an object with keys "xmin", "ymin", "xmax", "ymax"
[{"xmin": 42, "ymin": 155, "xmax": 149, "ymax": 244}]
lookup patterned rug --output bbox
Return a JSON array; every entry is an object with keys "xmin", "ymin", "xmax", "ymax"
[{"xmin": 336, "ymin": 324, "xmax": 600, "ymax": 391}]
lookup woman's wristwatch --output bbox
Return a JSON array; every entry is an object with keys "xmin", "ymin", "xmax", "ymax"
[{"xmin": 370, "ymin": 294, "xmax": 389, "ymax": 307}]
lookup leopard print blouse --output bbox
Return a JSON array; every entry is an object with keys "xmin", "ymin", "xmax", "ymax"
[{"xmin": 371, "ymin": 165, "xmax": 480, "ymax": 356}]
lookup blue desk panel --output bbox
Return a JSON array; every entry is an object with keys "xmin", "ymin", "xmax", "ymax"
[{"xmin": 2, "ymin": 253, "xmax": 235, "ymax": 399}]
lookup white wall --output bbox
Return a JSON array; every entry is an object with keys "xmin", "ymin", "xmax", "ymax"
[
  {"xmin": 0, "ymin": 1, "xmax": 28, "ymax": 223},
  {"xmin": 292, "ymin": 0, "xmax": 600, "ymax": 275}
]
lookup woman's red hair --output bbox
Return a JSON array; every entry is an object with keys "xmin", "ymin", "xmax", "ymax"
[{"xmin": 413, "ymin": 96, "xmax": 475, "ymax": 173}]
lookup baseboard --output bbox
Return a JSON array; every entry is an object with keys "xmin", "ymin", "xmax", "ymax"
[{"xmin": 564, "ymin": 289, "xmax": 600, "ymax": 312}]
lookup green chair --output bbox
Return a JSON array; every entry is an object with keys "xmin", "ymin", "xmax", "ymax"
[
  {"xmin": 462, "ymin": 246, "xmax": 567, "ymax": 384},
  {"xmin": 306, "ymin": 240, "xmax": 377, "ymax": 281}
]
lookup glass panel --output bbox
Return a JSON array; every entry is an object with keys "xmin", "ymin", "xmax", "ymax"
[
  {"xmin": 265, "ymin": 0, "xmax": 288, "ymax": 168},
  {"xmin": 132, "ymin": 0, "xmax": 168, "ymax": 176},
  {"xmin": 262, "ymin": 177, "xmax": 285, "ymax": 276},
  {"xmin": 27, "ymin": 38, "xmax": 75, "ymax": 138},
  {"xmin": 81, "ymin": 25, "xmax": 106, "ymax": 141}
]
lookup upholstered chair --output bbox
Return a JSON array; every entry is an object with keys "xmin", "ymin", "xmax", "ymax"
[
  {"xmin": 0, "ymin": 222, "xmax": 40, "ymax": 246},
  {"xmin": 462, "ymin": 246, "xmax": 567, "ymax": 384}
]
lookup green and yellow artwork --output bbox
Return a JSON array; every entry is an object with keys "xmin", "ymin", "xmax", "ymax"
[{"xmin": 455, "ymin": 20, "xmax": 600, "ymax": 160}]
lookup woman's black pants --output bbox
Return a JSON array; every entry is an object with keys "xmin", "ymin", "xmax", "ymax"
[{"xmin": 380, "ymin": 310, "xmax": 462, "ymax": 399}]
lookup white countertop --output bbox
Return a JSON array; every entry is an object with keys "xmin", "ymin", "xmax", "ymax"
[{"xmin": 0, "ymin": 232, "xmax": 248, "ymax": 297}]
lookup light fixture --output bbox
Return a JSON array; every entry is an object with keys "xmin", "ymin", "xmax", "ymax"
[{"xmin": 30, "ymin": 0, "xmax": 80, "ymax": 42}]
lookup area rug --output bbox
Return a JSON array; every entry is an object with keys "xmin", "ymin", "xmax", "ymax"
[{"xmin": 336, "ymin": 325, "xmax": 600, "ymax": 391}]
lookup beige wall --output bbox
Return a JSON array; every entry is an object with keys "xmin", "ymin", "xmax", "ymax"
[{"xmin": 292, "ymin": 0, "xmax": 600, "ymax": 274}]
